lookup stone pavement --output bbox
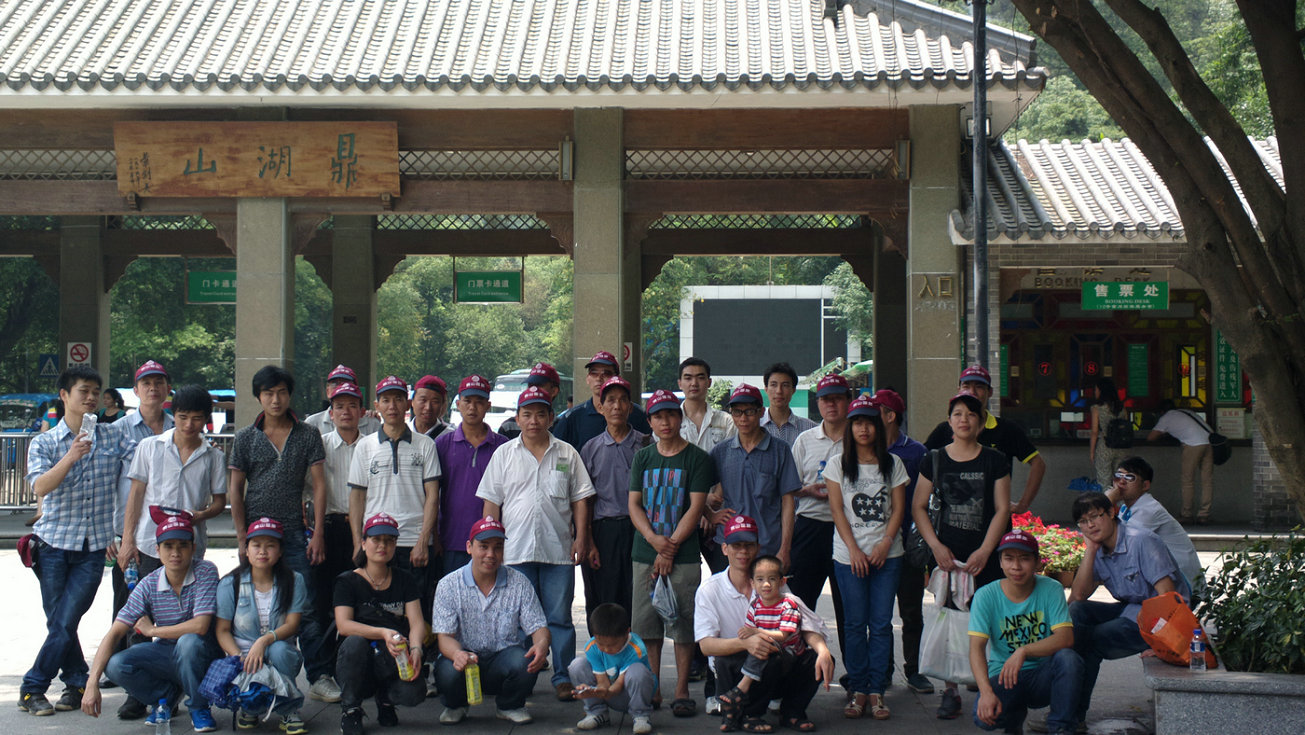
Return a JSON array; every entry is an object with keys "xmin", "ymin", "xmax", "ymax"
[{"xmin": 0, "ymin": 545, "xmax": 1188, "ymax": 735}]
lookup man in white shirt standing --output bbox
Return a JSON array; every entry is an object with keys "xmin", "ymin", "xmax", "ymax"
[
  {"xmin": 1103, "ymin": 456, "xmax": 1204, "ymax": 598},
  {"xmin": 1147, "ymin": 401, "xmax": 1215, "ymax": 524},
  {"xmin": 678, "ymin": 357, "xmax": 735, "ymax": 452},
  {"xmin": 478, "ymin": 385, "xmax": 596, "ymax": 702}
]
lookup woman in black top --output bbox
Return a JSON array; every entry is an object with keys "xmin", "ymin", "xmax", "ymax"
[
  {"xmin": 910, "ymin": 392, "xmax": 1011, "ymax": 721},
  {"xmin": 334, "ymin": 513, "xmax": 427, "ymax": 735}
]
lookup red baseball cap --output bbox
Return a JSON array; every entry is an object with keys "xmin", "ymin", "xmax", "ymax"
[
  {"xmin": 517, "ymin": 385, "xmax": 553, "ymax": 409},
  {"xmin": 468, "ymin": 516, "xmax": 507, "ymax": 543},
  {"xmin": 246, "ymin": 517, "xmax": 284, "ymax": 540},
  {"xmin": 959, "ymin": 365, "xmax": 992, "ymax": 386},
  {"xmin": 134, "ymin": 360, "xmax": 169, "ymax": 382},
  {"xmin": 363, "ymin": 513, "xmax": 400, "ymax": 537},
  {"xmin": 526, "ymin": 362, "xmax": 560, "ymax": 387},
  {"xmin": 156, "ymin": 513, "xmax": 194, "ymax": 543},
  {"xmin": 458, "ymin": 374, "xmax": 491, "ymax": 400},
  {"xmin": 600, "ymin": 376, "xmax": 632, "ymax": 400},
  {"xmin": 728, "ymin": 384, "xmax": 764, "ymax": 405},
  {"xmin": 871, "ymin": 389, "xmax": 905, "ymax": 416},
  {"xmin": 585, "ymin": 351, "xmax": 620, "ymax": 372},
  {"xmin": 997, "ymin": 529, "xmax": 1039, "ymax": 556},
  {"xmin": 723, "ymin": 515, "xmax": 759, "ymax": 544},
  {"xmin": 326, "ymin": 364, "xmax": 357, "ymax": 383},
  {"xmin": 645, "ymin": 389, "xmax": 681, "ymax": 416},
  {"xmin": 815, "ymin": 374, "xmax": 851, "ymax": 398},
  {"xmin": 847, "ymin": 395, "xmax": 881, "ymax": 419},
  {"xmin": 414, "ymin": 375, "xmax": 447, "ymax": 394},
  {"xmin": 328, "ymin": 382, "xmax": 363, "ymax": 401},
  {"xmin": 375, "ymin": 376, "xmax": 408, "ymax": 396}
]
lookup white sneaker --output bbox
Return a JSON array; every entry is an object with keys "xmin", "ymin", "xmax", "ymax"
[
  {"xmin": 768, "ymin": 698, "xmax": 781, "ymax": 713},
  {"xmin": 705, "ymin": 696, "xmax": 721, "ymax": 715},
  {"xmin": 439, "ymin": 707, "xmax": 468, "ymax": 725},
  {"xmin": 632, "ymin": 715, "xmax": 653, "ymax": 734},
  {"xmin": 577, "ymin": 712, "xmax": 610, "ymax": 730},
  {"xmin": 497, "ymin": 707, "xmax": 533, "ymax": 724},
  {"xmin": 426, "ymin": 668, "xmax": 440, "ymax": 698},
  {"xmin": 308, "ymin": 675, "xmax": 341, "ymax": 703}
]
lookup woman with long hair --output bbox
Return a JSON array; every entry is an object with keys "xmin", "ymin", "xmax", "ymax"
[
  {"xmin": 215, "ymin": 517, "xmax": 309, "ymax": 733},
  {"xmin": 1088, "ymin": 378, "xmax": 1130, "ymax": 490},
  {"xmin": 911, "ymin": 392, "xmax": 1012, "ymax": 721},
  {"xmin": 826, "ymin": 396, "xmax": 909, "ymax": 721}
]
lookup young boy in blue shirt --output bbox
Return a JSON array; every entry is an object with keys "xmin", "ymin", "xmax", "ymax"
[{"xmin": 569, "ymin": 603, "xmax": 655, "ymax": 734}]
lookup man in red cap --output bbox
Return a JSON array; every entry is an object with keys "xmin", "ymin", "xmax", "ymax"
[
  {"xmin": 497, "ymin": 362, "xmax": 561, "ymax": 440},
  {"xmin": 410, "ymin": 375, "xmax": 453, "ymax": 439},
  {"xmin": 435, "ymin": 375, "xmax": 509, "ymax": 575},
  {"xmin": 552, "ymin": 351, "xmax": 650, "ymax": 451},
  {"xmin": 305, "ymin": 364, "xmax": 381, "ymax": 436},
  {"xmin": 925, "ymin": 365, "xmax": 1047, "ymax": 515}
]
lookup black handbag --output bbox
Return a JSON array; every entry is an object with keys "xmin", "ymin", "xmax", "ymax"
[{"xmin": 903, "ymin": 450, "xmax": 942, "ymax": 568}]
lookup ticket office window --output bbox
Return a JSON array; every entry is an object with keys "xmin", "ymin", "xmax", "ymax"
[{"xmin": 999, "ymin": 289, "xmax": 1212, "ymax": 440}]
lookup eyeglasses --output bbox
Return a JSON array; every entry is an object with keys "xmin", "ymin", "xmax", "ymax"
[
  {"xmin": 1076, "ymin": 511, "xmax": 1111, "ymax": 529},
  {"xmin": 729, "ymin": 406, "xmax": 762, "ymax": 418},
  {"xmin": 1113, "ymin": 471, "xmax": 1138, "ymax": 482}
]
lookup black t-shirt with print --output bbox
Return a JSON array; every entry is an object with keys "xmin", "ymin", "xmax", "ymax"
[
  {"xmin": 918, "ymin": 446, "xmax": 1011, "ymax": 557},
  {"xmin": 333, "ymin": 568, "xmax": 420, "ymax": 630}
]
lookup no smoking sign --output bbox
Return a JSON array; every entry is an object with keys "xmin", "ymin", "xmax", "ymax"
[{"xmin": 66, "ymin": 341, "xmax": 92, "ymax": 367}]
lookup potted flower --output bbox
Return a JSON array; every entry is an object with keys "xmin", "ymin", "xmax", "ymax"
[{"xmin": 1011, "ymin": 511, "xmax": 1087, "ymax": 586}]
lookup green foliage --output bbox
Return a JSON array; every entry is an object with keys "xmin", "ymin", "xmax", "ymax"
[
  {"xmin": 1186, "ymin": 0, "xmax": 1276, "ymax": 138},
  {"xmin": 824, "ymin": 262, "xmax": 874, "ymax": 356},
  {"xmin": 0, "ymin": 259, "xmax": 58, "ymax": 394},
  {"xmin": 1197, "ymin": 533, "xmax": 1305, "ymax": 674},
  {"xmin": 294, "ymin": 258, "xmax": 333, "ymax": 414},
  {"xmin": 1008, "ymin": 77, "xmax": 1125, "ymax": 143},
  {"xmin": 706, "ymin": 379, "xmax": 734, "ymax": 409}
]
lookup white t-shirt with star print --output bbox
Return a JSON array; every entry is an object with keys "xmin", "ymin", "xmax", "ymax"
[{"xmin": 822, "ymin": 454, "xmax": 909, "ymax": 565}]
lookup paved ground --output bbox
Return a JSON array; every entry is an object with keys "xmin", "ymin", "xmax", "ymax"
[{"xmin": 0, "ymin": 538, "xmax": 1212, "ymax": 735}]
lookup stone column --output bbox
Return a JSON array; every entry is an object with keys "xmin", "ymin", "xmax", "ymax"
[
  {"xmin": 234, "ymin": 199, "xmax": 294, "ymax": 424},
  {"xmin": 905, "ymin": 107, "xmax": 963, "ymax": 422},
  {"xmin": 59, "ymin": 216, "xmax": 110, "ymax": 380},
  {"xmin": 873, "ymin": 245, "xmax": 909, "ymax": 396},
  {"xmin": 571, "ymin": 108, "xmax": 642, "ymax": 390},
  {"xmin": 330, "ymin": 215, "xmax": 377, "ymax": 394}
]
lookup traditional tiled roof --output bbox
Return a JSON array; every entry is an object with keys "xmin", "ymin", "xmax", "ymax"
[
  {"xmin": 953, "ymin": 137, "xmax": 1283, "ymax": 242},
  {"xmin": 0, "ymin": 0, "xmax": 1044, "ymax": 101}
]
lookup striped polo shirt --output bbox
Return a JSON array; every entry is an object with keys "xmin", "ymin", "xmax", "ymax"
[{"xmin": 115, "ymin": 559, "xmax": 219, "ymax": 629}]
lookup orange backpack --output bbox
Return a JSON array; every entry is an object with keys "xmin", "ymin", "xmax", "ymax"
[{"xmin": 1137, "ymin": 591, "xmax": 1217, "ymax": 669}]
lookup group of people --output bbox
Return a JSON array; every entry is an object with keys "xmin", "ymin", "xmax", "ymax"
[{"xmin": 20, "ymin": 353, "xmax": 1204, "ymax": 734}]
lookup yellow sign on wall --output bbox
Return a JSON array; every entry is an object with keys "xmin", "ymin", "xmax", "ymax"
[{"xmin": 114, "ymin": 122, "xmax": 400, "ymax": 198}]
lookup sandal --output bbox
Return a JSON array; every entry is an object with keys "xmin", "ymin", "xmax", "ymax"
[
  {"xmin": 652, "ymin": 693, "xmax": 663, "ymax": 711},
  {"xmin": 718, "ymin": 687, "xmax": 746, "ymax": 721},
  {"xmin": 868, "ymin": 693, "xmax": 890, "ymax": 720},
  {"xmin": 843, "ymin": 693, "xmax": 866, "ymax": 719},
  {"xmin": 672, "ymin": 698, "xmax": 697, "ymax": 718},
  {"xmin": 741, "ymin": 717, "xmax": 775, "ymax": 733},
  {"xmin": 780, "ymin": 715, "xmax": 816, "ymax": 732}
]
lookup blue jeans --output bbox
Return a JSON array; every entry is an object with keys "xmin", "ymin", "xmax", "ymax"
[
  {"xmin": 511, "ymin": 562, "xmax": 576, "ymax": 687},
  {"xmin": 281, "ymin": 532, "xmax": 330, "ymax": 681},
  {"xmin": 436, "ymin": 645, "xmax": 539, "ymax": 710},
  {"xmin": 834, "ymin": 557, "xmax": 901, "ymax": 695},
  {"xmin": 23, "ymin": 543, "xmax": 105, "ymax": 694},
  {"xmin": 1070, "ymin": 600, "xmax": 1148, "ymax": 723},
  {"xmin": 106, "ymin": 634, "xmax": 222, "ymax": 710},
  {"xmin": 972, "ymin": 648, "xmax": 1084, "ymax": 733}
]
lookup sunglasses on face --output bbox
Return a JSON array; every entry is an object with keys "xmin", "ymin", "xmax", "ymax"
[{"xmin": 1113, "ymin": 471, "xmax": 1138, "ymax": 483}]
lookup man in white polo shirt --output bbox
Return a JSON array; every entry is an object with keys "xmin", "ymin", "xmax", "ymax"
[
  {"xmin": 348, "ymin": 377, "xmax": 443, "ymax": 608},
  {"xmin": 478, "ymin": 385, "xmax": 596, "ymax": 702}
]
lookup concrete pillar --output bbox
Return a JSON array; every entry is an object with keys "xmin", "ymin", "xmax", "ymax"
[
  {"xmin": 571, "ymin": 108, "xmax": 642, "ymax": 390},
  {"xmin": 873, "ymin": 245, "xmax": 909, "ymax": 396},
  {"xmin": 234, "ymin": 198, "xmax": 294, "ymax": 424},
  {"xmin": 330, "ymin": 215, "xmax": 377, "ymax": 394},
  {"xmin": 59, "ymin": 217, "xmax": 110, "ymax": 380},
  {"xmin": 905, "ymin": 107, "xmax": 964, "ymax": 425}
]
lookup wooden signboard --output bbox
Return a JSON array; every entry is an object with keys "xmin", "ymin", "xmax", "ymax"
[{"xmin": 114, "ymin": 122, "xmax": 400, "ymax": 198}]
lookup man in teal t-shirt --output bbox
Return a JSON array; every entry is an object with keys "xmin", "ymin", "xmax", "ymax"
[{"xmin": 968, "ymin": 529, "xmax": 1084, "ymax": 735}]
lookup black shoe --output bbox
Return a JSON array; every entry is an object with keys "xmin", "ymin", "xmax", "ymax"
[
  {"xmin": 117, "ymin": 696, "xmax": 147, "ymax": 720},
  {"xmin": 906, "ymin": 673, "xmax": 935, "ymax": 694},
  {"xmin": 99, "ymin": 675, "xmax": 119, "ymax": 689},
  {"xmin": 376, "ymin": 702, "xmax": 399, "ymax": 727},
  {"xmin": 18, "ymin": 692, "xmax": 54, "ymax": 716},
  {"xmin": 341, "ymin": 706, "xmax": 366, "ymax": 735},
  {"xmin": 937, "ymin": 689, "xmax": 962, "ymax": 720},
  {"xmin": 54, "ymin": 687, "xmax": 83, "ymax": 712},
  {"xmin": 688, "ymin": 658, "xmax": 707, "ymax": 682}
]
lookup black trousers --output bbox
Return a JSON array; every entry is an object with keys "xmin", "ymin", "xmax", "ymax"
[
  {"xmin": 335, "ymin": 635, "xmax": 426, "ymax": 709},
  {"xmin": 888, "ymin": 559, "xmax": 927, "ymax": 679},
  {"xmin": 715, "ymin": 649, "xmax": 819, "ymax": 719},
  {"xmin": 311, "ymin": 514, "xmax": 355, "ymax": 676},
  {"xmin": 787, "ymin": 516, "xmax": 846, "ymax": 659},
  {"xmin": 581, "ymin": 516, "xmax": 635, "ymax": 619}
]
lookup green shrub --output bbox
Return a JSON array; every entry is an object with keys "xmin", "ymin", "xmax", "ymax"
[{"xmin": 1197, "ymin": 532, "xmax": 1305, "ymax": 674}]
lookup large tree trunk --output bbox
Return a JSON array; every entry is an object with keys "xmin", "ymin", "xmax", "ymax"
[{"xmin": 1009, "ymin": 0, "xmax": 1305, "ymax": 516}]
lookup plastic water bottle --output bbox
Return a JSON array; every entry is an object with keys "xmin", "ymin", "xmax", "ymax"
[
  {"xmin": 393, "ymin": 634, "xmax": 416, "ymax": 681},
  {"xmin": 154, "ymin": 698, "xmax": 171, "ymax": 735},
  {"xmin": 465, "ymin": 659, "xmax": 483, "ymax": 705},
  {"xmin": 1190, "ymin": 628, "xmax": 1207, "ymax": 672},
  {"xmin": 124, "ymin": 559, "xmax": 140, "ymax": 590}
]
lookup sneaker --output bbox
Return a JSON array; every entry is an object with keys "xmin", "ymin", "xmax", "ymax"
[
  {"xmin": 236, "ymin": 709, "xmax": 260, "ymax": 730},
  {"xmin": 341, "ymin": 706, "xmax": 366, "ymax": 735},
  {"xmin": 439, "ymin": 707, "xmax": 468, "ymax": 725},
  {"xmin": 279, "ymin": 713, "xmax": 307, "ymax": 735},
  {"xmin": 936, "ymin": 689, "xmax": 962, "ymax": 720},
  {"xmin": 309, "ymin": 675, "xmax": 342, "ymax": 703},
  {"xmin": 191, "ymin": 707, "xmax": 218, "ymax": 733},
  {"xmin": 705, "ymin": 696, "xmax": 721, "ymax": 716},
  {"xmin": 99, "ymin": 675, "xmax": 119, "ymax": 689},
  {"xmin": 376, "ymin": 702, "xmax": 399, "ymax": 727},
  {"xmin": 117, "ymin": 696, "xmax": 147, "ymax": 720},
  {"xmin": 906, "ymin": 673, "xmax": 935, "ymax": 694},
  {"xmin": 426, "ymin": 667, "xmax": 440, "ymax": 698},
  {"xmin": 17, "ymin": 692, "xmax": 54, "ymax": 716},
  {"xmin": 144, "ymin": 705, "xmax": 166, "ymax": 726},
  {"xmin": 54, "ymin": 686, "xmax": 83, "ymax": 712},
  {"xmin": 577, "ymin": 712, "xmax": 611, "ymax": 730},
  {"xmin": 497, "ymin": 707, "xmax": 533, "ymax": 724},
  {"xmin": 555, "ymin": 681, "xmax": 576, "ymax": 701},
  {"xmin": 633, "ymin": 715, "xmax": 653, "ymax": 734},
  {"xmin": 768, "ymin": 698, "xmax": 781, "ymax": 713}
]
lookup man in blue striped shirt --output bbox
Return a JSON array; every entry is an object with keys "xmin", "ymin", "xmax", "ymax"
[{"xmin": 20, "ymin": 366, "xmax": 129, "ymax": 718}]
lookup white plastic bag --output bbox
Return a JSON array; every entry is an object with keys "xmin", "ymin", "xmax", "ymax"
[
  {"xmin": 651, "ymin": 574, "xmax": 678, "ymax": 625},
  {"xmin": 918, "ymin": 569, "xmax": 977, "ymax": 686}
]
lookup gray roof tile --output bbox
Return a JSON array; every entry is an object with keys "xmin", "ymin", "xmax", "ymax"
[{"xmin": 0, "ymin": 0, "xmax": 1044, "ymax": 98}]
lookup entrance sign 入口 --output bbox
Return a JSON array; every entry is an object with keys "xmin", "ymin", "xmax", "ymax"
[
  {"xmin": 1081, "ymin": 281, "xmax": 1170, "ymax": 310},
  {"xmin": 114, "ymin": 122, "xmax": 400, "ymax": 198}
]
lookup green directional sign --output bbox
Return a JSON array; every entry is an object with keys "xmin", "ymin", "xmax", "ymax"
[
  {"xmin": 455, "ymin": 271, "xmax": 522, "ymax": 303},
  {"xmin": 187, "ymin": 271, "xmax": 236, "ymax": 304},
  {"xmin": 1081, "ymin": 281, "xmax": 1169, "ymax": 310}
]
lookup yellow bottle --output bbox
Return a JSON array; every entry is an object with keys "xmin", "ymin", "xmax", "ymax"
[
  {"xmin": 465, "ymin": 660, "xmax": 483, "ymax": 705},
  {"xmin": 393, "ymin": 635, "xmax": 416, "ymax": 682}
]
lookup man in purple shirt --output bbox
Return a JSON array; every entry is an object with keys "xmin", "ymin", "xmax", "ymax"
[
  {"xmin": 579, "ymin": 376, "xmax": 649, "ymax": 617},
  {"xmin": 436, "ymin": 375, "xmax": 509, "ymax": 575}
]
